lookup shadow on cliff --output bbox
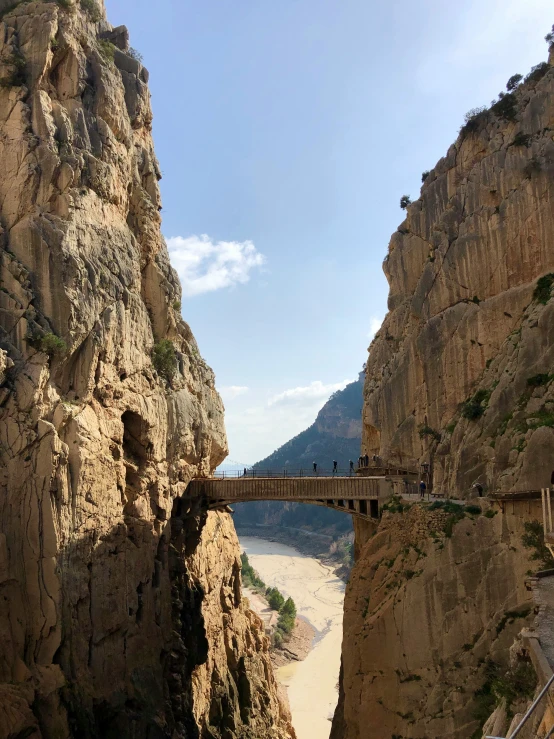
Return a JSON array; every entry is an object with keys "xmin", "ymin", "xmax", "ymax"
[{"xmin": 53, "ymin": 498, "xmax": 210, "ymax": 739}]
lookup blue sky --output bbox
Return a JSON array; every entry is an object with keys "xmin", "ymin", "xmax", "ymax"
[{"xmin": 106, "ymin": 0, "xmax": 553, "ymax": 464}]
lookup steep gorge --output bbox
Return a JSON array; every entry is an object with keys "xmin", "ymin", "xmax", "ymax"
[
  {"xmin": 0, "ymin": 2, "xmax": 292, "ymax": 737},
  {"xmin": 333, "ymin": 44, "xmax": 554, "ymax": 739}
]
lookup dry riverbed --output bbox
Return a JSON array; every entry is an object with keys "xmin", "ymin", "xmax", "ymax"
[{"xmin": 240, "ymin": 537, "xmax": 345, "ymax": 739}]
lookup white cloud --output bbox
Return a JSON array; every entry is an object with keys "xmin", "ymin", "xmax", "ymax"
[
  {"xmin": 225, "ymin": 378, "xmax": 354, "ymax": 462},
  {"xmin": 268, "ymin": 379, "xmax": 352, "ymax": 407},
  {"xmin": 167, "ymin": 234, "xmax": 265, "ymax": 297},
  {"xmin": 220, "ymin": 385, "xmax": 249, "ymax": 400},
  {"xmin": 367, "ymin": 316, "xmax": 384, "ymax": 340}
]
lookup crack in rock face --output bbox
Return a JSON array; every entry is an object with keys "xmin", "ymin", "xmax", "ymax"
[{"xmin": 0, "ymin": 3, "xmax": 293, "ymax": 737}]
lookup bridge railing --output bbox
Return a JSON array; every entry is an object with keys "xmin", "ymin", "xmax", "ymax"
[{"xmin": 211, "ymin": 468, "xmax": 416, "ymax": 479}]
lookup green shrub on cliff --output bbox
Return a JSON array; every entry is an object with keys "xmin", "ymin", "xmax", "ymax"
[
  {"xmin": 461, "ymin": 389, "xmax": 490, "ymax": 420},
  {"xmin": 152, "ymin": 339, "xmax": 177, "ymax": 382},
  {"xmin": 506, "ymin": 73, "xmax": 523, "ymax": 91},
  {"xmin": 460, "ymin": 106, "xmax": 488, "ymax": 135},
  {"xmin": 38, "ymin": 332, "xmax": 67, "ymax": 357},
  {"xmin": 97, "ymin": 40, "xmax": 116, "ymax": 63},
  {"xmin": 491, "ymin": 92, "xmax": 517, "ymax": 122},
  {"xmin": 0, "ymin": 51, "xmax": 26, "ymax": 88},
  {"xmin": 128, "ymin": 47, "xmax": 144, "ymax": 63},
  {"xmin": 81, "ymin": 0, "xmax": 101, "ymax": 21},
  {"xmin": 525, "ymin": 62, "xmax": 548, "ymax": 84},
  {"xmin": 473, "ymin": 658, "xmax": 536, "ymax": 733},
  {"xmin": 533, "ymin": 273, "xmax": 554, "ymax": 304},
  {"xmin": 419, "ymin": 425, "xmax": 441, "ymax": 441},
  {"xmin": 399, "ymin": 195, "xmax": 411, "ymax": 209},
  {"xmin": 522, "ymin": 521, "xmax": 554, "ymax": 569},
  {"xmin": 527, "ymin": 373, "xmax": 551, "ymax": 387},
  {"xmin": 511, "ymin": 132, "xmax": 531, "ymax": 147}
]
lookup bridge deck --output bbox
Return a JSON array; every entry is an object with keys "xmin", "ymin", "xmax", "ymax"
[{"xmin": 186, "ymin": 475, "xmax": 393, "ymax": 520}]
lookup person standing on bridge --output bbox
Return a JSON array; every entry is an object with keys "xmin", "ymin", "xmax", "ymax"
[
  {"xmin": 313, "ymin": 461, "xmax": 317, "ymax": 475},
  {"xmin": 419, "ymin": 480, "xmax": 427, "ymax": 499},
  {"xmin": 349, "ymin": 460, "xmax": 354, "ymax": 473},
  {"xmin": 333, "ymin": 460, "xmax": 338, "ymax": 474}
]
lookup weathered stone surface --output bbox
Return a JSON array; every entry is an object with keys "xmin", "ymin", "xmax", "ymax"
[
  {"xmin": 334, "ymin": 49, "xmax": 554, "ymax": 739},
  {"xmin": 332, "ymin": 505, "xmax": 537, "ymax": 739},
  {"xmin": 361, "ymin": 54, "xmax": 554, "ymax": 496},
  {"xmin": 0, "ymin": 2, "xmax": 292, "ymax": 738}
]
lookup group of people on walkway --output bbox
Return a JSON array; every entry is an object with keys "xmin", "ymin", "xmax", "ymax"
[{"xmin": 311, "ymin": 460, "xmax": 357, "ymax": 474}]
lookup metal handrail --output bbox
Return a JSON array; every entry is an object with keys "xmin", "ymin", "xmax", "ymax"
[
  {"xmin": 486, "ymin": 673, "xmax": 554, "ymax": 739},
  {"xmin": 211, "ymin": 467, "xmax": 417, "ymax": 480}
]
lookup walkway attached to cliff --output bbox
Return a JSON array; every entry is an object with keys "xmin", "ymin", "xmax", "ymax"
[{"xmin": 186, "ymin": 467, "xmax": 418, "ymax": 520}]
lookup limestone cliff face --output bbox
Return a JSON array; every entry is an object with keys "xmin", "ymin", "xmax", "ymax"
[
  {"xmin": 333, "ymin": 45, "xmax": 554, "ymax": 739},
  {"xmin": 362, "ymin": 50, "xmax": 554, "ymax": 496},
  {"xmin": 0, "ymin": 2, "xmax": 291, "ymax": 738},
  {"xmin": 332, "ymin": 506, "xmax": 537, "ymax": 739}
]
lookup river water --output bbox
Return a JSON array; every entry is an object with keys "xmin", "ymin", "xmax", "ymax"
[{"xmin": 239, "ymin": 537, "xmax": 345, "ymax": 739}]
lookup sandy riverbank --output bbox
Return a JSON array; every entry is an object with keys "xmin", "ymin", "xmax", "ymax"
[
  {"xmin": 240, "ymin": 537, "xmax": 345, "ymax": 739},
  {"xmin": 236, "ymin": 523, "xmax": 353, "ymax": 580},
  {"xmin": 243, "ymin": 586, "xmax": 315, "ymax": 666}
]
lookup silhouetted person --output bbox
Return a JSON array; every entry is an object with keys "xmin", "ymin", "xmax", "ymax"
[
  {"xmin": 551, "ymin": 470, "xmax": 554, "ymax": 488},
  {"xmin": 349, "ymin": 460, "xmax": 354, "ymax": 472},
  {"xmin": 358, "ymin": 456, "xmax": 363, "ymax": 468},
  {"xmin": 333, "ymin": 460, "xmax": 338, "ymax": 473},
  {"xmin": 419, "ymin": 480, "xmax": 427, "ymax": 499},
  {"xmin": 243, "ymin": 468, "xmax": 247, "ymax": 477},
  {"xmin": 364, "ymin": 454, "xmax": 369, "ymax": 467},
  {"xmin": 313, "ymin": 461, "xmax": 317, "ymax": 474}
]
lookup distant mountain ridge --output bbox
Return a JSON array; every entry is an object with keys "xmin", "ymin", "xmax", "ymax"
[
  {"xmin": 233, "ymin": 375, "xmax": 363, "ymax": 542},
  {"xmin": 253, "ymin": 374, "xmax": 363, "ymax": 472}
]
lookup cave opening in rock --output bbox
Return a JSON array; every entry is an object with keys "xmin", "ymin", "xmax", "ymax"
[{"xmin": 122, "ymin": 410, "xmax": 149, "ymax": 503}]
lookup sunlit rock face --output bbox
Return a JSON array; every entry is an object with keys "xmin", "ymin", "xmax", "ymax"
[
  {"xmin": 332, "ymin": 48, "xmax": 554, "ymax": 739},
  {"xmin": 0, "ymin": 2, "xmax": 293, "ymax": 737},
  {"xmin": 332, "ymin": 507, "xmax": 536, "ymax": 739},
  {"xmin": 361, "ymin": 52, "xmax": 554, "ymax": 496}
]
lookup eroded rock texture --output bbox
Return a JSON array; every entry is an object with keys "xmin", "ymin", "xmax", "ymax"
[
  {"xmin": 362, "ymin": 50, "xmax": 554, "ymax": 496},
  {"xmin": 332, "ymin": 507, "xmax": 537, "ymax": 739},
  {"xmin": 0, "ymin": 2, "xmax": 292, "ymax": 738}
]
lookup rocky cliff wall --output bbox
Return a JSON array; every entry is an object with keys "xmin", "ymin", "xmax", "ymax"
[
  {"xmin": 333, "ymin": 42, "xmax": 554, "ymax": 739},
  {"xmin": 362, "ymin": 49, "xmax": 554, "ymax": 496},
  {"xmin": 0, "ymin": 2, "xmax": 292, "ymax": 737},
  {"xmin": 332, "ymin": 503, "xmax": 539, "ymax": 739}
]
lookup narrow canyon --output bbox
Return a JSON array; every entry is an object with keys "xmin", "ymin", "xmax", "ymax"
[{"xmin": 1, "ymin": 2, "xmax": 554, "ymax": 739}]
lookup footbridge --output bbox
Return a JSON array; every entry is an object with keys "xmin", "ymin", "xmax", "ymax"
[{"xmin": 186, "ymin": 468, "xmax": 418, "ymax": 521}]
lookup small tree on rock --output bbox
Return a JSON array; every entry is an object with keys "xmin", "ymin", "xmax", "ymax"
[
  {"xmin": 152, "ymin": 339, "xmax": 177, "ymax": 382},
  {"xmin": 400, "ymin": 195, "xmax": 411, "ymax": 209},
  {"xmin": 506, "ymin": 74, "xmax": 522, "ymax": 91}
]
